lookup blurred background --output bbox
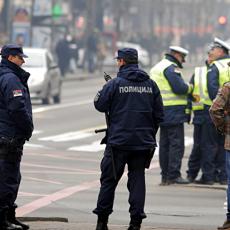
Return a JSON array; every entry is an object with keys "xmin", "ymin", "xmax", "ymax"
[{"xmin": 0, "ymin": 0, "xmax": 230, "ymax": 72}]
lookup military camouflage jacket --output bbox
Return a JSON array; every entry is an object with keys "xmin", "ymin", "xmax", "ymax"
[{"xmin": 209, "ymin": 82, "xmax": 230, "ymax": 150}]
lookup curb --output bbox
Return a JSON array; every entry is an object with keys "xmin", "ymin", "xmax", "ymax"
[
  {"xmin": 18, "ymin": 217, "xmax": 68, "ymax": 222},
  {"xmin": 187, "ymin": 183, "xmax": 227, "ymax": 190},
  {"xmin": 167, "ymin": 183, "xmax": 227, "ymax": 190}
]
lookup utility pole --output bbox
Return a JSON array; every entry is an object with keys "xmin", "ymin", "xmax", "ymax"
[
  {"xmin": 114, "ymin": 0, "xmax": 122, "ymax": 40},
  {"xmin": 29, "ymin": 0, "xmax": 35, "ymax": 46},
  {"xmin": 6, "ymin": 0, "xmax": 12, "ymax": 42},
  {"xmin": 86, "ymin": 0, "xmax": 97, "ymax": 34}
]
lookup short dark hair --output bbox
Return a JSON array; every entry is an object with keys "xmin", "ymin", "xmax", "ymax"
[{"xmin": 122, "ymin": 57, "xmax": 138, "ymax": 64}]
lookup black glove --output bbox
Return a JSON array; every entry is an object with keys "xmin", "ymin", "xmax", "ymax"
[{"xmin": 187, "ymin": 114, "xmax": 191, "ymax": 124}]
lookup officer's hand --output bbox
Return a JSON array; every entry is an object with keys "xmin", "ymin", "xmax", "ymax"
[
  {"xmin": 217, "ymin": 126, "xmax": 225, "ymax": 136},
  {"xmin": 192, "ymin": 94, "xmax": 200, "ymax": 102}
]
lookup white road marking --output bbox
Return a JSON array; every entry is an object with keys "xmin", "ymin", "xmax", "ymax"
[
  {"xmin": 18, "ymin": 192, "xmax": 48, "ymax": 197},
  {"xmin": 39, "ymin": 131, "xmax": 94, "ymax": 142},
  {"xmin": 38, "ymin": 126, "xmax": 105, "ymax": 142},
  {"xmin": 33, "ymin": 99, "xmax": 92, "ymax": 114},
  {"xmin": 17, "ymin": 180, "xmax": 100, "ymax": 216},
  {"xmin": 24, "ymin": 143, "xmax": 48, "ymax": 149},
  {"xmin": 21, "ymin": 162, "xmax": 99, "ymax": 174},
  {"xmin": 24, "ymin": 176, "xmax": 63, "ymax": 185},
  {"xmin": 17, "ymin": 159, "xmax": 160, "ymax": 216},
  {"xmin": 67, "ymin": 136, "xmax": 194, "ymax": 153},
  {"xmin": 32, "ymin": 130, "xmax": 43, "ymax": 135},
  {"xmin": 68, "ymin": 140, "xmax": 105, "ymax": 152}
]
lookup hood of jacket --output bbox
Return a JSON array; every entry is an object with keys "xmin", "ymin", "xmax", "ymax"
[{"xmin": 117, "ymin": 64, "xmax": 150, "ymax": 82}]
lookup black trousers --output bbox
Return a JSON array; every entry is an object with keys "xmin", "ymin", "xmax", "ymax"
[
  {"xmin": 93, "ymin": 146, "xmax": 149, "ymax": 220},
  {"xmin": 202, "ymin": 123, "xmax": 225, "ymax": 181},
  {"xmin": 187, "ymin": 124, "xmax": 203, "ymax": 179},
  {"xmin": 159, "ymin": 124, "xmax": 184, "ymax": 180},
  {"xmin": 187, "ymin": 122, "xmax": 226, "ymax": 181},
  {"xmin": 0, "ymin": 159, "xmax": 21, "ymax": 210}
]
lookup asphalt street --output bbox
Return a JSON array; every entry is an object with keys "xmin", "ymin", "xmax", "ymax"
[{"xmin": 15, "ymin": 70, "xmax": 227, "ymax": 230}]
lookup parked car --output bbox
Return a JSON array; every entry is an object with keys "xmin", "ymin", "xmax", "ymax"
[
  {"xmin": 116, "ymin": 41, "xmax": 150, "ymax": 67},
  {"xmin": 23, "ymin": 48, "xmax": 62, "ymax": 104}
]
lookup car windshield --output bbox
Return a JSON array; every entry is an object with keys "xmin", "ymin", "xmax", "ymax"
[{"xmin": 24, "ymin": 53, "xmax": 45, "ymax": 68}]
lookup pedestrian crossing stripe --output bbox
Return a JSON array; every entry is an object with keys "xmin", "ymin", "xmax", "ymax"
[
  {"xmin": 39, "ymin": 131, "xmax": 94, "ymax": 142},
  {"xmin": 68, "ymin": 141, "xmax": 105, "ymax": 152}
]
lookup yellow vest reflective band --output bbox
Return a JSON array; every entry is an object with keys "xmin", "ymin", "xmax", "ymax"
[
  {"xmin": 192, "ymin": 66, "xmax": 208, "ymax": 110},
  {"xmin": 214, "ymin": 58, "xmax": 230, "ymax": 86},
  {"xmin": 150, "ymin": 59, "xmax": 187, "ymax": 106},
  {"xmin": 203, "ymin": 58, "xmax": 230, "ymax": 106}
]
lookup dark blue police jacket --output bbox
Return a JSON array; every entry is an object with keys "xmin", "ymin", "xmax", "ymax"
[
  {"xmin": 207, "ymin": 55, "xmax": 230, "ymax": 100},
  {"xmin": 160, "ymin": 54, "xmax": 189, "ymax": 126},
  {"xmin": 205, "ymin": 55, "xmax": 230, "ymax": 123},
  {"xmin": 94, "ymin": 64, "xmax": 164, "ymax": 150},
  {"xmin": 0, "ymin": 59, "xmax": 33, "ymax": 140}
]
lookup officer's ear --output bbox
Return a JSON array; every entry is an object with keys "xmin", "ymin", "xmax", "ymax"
[
  {"xmin": 116, "ymin": 58, "xmax": 125, "ymax": 66},
  {"xmin": 120, "ymin": 58, "xmax": 126, "ymax": 65},
  {"xmin": 7, "ymin": 55, "xmax": 14, "ymax": 61}
]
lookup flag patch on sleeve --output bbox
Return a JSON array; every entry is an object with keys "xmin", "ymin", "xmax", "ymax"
[{"xmin": 13, "ymin": 89, "xmax": 23, "ymax": 97}]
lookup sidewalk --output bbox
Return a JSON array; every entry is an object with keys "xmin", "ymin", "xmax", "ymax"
[
  {"xmin": 19, "ymin": 180, "xmax": 226, "ymax": 230},
  {"xmin": 23, "ymin": 221, "xmax": 191, "ymax": 230}
]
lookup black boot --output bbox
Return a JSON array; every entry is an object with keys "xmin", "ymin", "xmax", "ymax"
[
  {"xmin": 7, "ymin": 204, "xmax": 29, "ymax": 230},
  {"xmin": 127, "ymin": 225, "xmax": 141, "ymax": 230},
  {"xmin": 0, "ymin": 208, "xmax": 22, "ymax": 230},
  {"xmin": 95, "ymin": 215, "xmax": 108, "ymax": 230},
  {"xmin": 128, "ymin": 216, "xmax": 142, "ymax": 230}
]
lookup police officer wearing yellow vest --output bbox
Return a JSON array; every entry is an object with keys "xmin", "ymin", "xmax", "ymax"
[
  {"xmin": 186, "ymin": 54, "xmax": 220, "ymax": 185},
  {"xmin": 191, "ymin": 37, "xmax": 230, "ymax": 185},
  {"xmin": 150, "ymin": 46, "xmax": 192, "ymax": 185}
]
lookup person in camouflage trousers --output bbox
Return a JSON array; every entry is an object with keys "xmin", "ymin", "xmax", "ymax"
[{"xmin": 209, "ymin": 82, "xmax": 230, "ymax": 230}]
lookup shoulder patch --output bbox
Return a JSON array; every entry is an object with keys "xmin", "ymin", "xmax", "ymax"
[{"xmin": 12, "ymin": 89, "xmax": 23, "ymax": 97}]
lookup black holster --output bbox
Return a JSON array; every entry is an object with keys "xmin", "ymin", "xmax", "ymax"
[
  {"xmin": 145, "ymin": 148, "xmax": 155, "ymax": 169},
  {"xmin": 100, "ymin": 131, "xmax": 108, "ymax": 145}
]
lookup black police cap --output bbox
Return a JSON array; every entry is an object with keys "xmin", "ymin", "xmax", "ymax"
[
  {"xmin": 115, "ymin": 48, "xmax": 138, "ymax": 61},
  {"xmin": 0, "ymin": 44, "xmax": 28, "ymax": 58}
]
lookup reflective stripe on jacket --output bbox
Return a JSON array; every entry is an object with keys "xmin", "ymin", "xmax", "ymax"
[
  {"xmin": 214, "ymin": 58, "xmax": 230, "ymax": 86},
  {"xmin": 204, "ymin": 58, "xmax": 230, "ymax": 106},
  {"xmin": 193, "ymin": 66, "xmax": 210, "ymax": 109},
  {"xmin": 150, "ymin": 59, "xmax": 187, "ymax": 106}
]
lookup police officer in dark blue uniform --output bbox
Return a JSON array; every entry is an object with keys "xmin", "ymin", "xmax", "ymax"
[
  {"xmin": 194, "ymin": 38, "xmax": 230, "ymax": 184},
  {"xmin": 93, "ymin": 48, "xmax": 164, "ymax": 230},
  {"xmin": 150, "ymin": 46, "xmax": 192, "ymax": 185},
  {"xmin": 186, "ymin": 58, "xmax": 212, "ymax": 184},
  {"xmin": 0, "ymin": 44, "xmax": 33, "ymax": 230}
]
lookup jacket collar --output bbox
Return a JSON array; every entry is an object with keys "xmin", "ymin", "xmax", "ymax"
[
  {"xmin": 1, "ymin": 58, "xmax": 30, "ymax": 83},
  {"xmin": 165, "ymin": 53, "xmax": 183, "ymax": 68}
]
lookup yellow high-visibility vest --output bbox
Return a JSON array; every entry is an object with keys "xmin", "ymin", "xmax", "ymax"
[
  {"xmin": 150, "ymin": 58, "xmax": 188, "ymax": 106},
  {"xmin": 213, "ymin": 58, "xmax": 230, "ymax": 86},
  {"xmin": 192, "ymin": 66, "xmax": 208, "ymax": 110},
  {"xmin": 203, "ymin": 58, "xmax": 230, "ymax": 106}
]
